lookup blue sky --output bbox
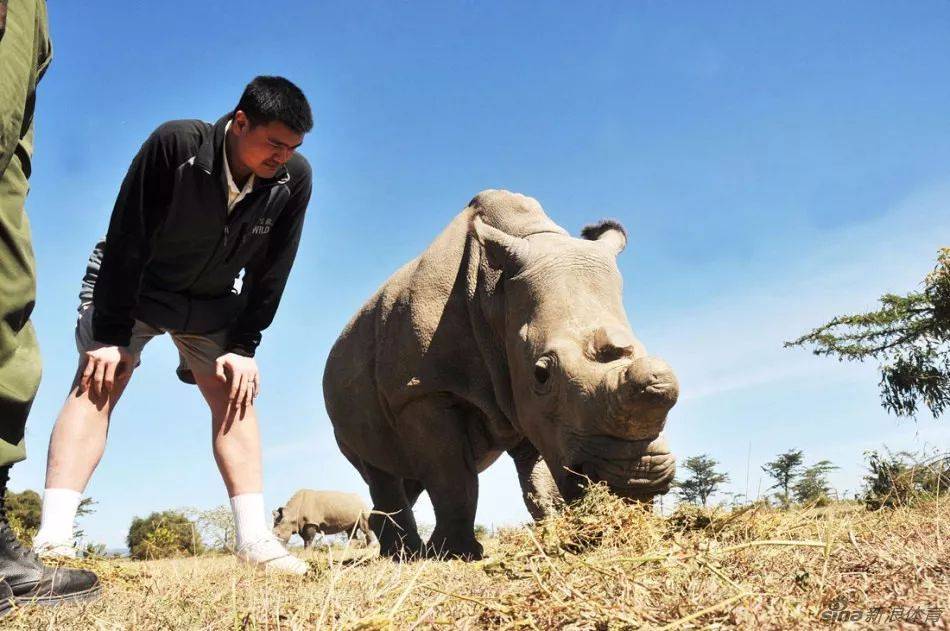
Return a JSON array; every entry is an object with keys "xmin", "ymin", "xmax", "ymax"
[{"xmin": 10, "ymin": 1, "xmax": 950, "ymax": 548}]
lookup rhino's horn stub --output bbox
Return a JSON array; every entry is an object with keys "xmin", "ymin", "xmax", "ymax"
[
  {"xmin": 468, "ymin": 189, "xmax": 530, "ymax": 210},
  {"xmin": 581, "ymin": 219, "xmax": 627, "ymax": 254},
  {"xmin": 467, "ymin": 189, "xmax": 567, "ymax": 239}
]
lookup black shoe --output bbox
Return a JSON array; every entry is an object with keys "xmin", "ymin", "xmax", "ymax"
[
  {"xmin": 0, "ymin": 579, "xmax": 14, "ymax": 618},
  {"xmin": 0, "ymin": 466, "xmax": 101, "ymax": 610},
  {"xmin": 0, "ymin": 522, "xmax": 101, "ymax": 607}
]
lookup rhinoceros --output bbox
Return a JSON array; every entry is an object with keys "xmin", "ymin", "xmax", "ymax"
[
  {"xmin": 272, "ymin": 490, "xmax": 377, "ymax": 548},
  {"xmin": 323, "ymin": 190, "xmax": 678, "ymax": 560}
]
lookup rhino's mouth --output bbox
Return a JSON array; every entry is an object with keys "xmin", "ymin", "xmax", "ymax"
[{"xmin": 561, "ymin": 435, "xmax": 675, "ymax": 501}]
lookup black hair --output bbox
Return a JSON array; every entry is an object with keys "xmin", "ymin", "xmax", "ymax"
[{"xmin": 234, "ymin": 76, "xmax": 313, "ymax": 134}]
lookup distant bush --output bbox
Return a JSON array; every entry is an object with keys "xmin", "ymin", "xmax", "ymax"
[
  {"xmin": 863, "ymin": 448, "xmax": 949, "ymax": 510},
  {"xmin": 416, "ymin": 523, "xmax": 434, "ymax": 541},
  {"xmin": 127, "ymin": 511, "xmax": 204, "ymax": 560},
  {"xmin": 82, "ymin": 542, "xmax": 108, "ymax": 558},
  {"xmin": 4, "ymin": 489, "xmax": 41, "ymax": 546}
]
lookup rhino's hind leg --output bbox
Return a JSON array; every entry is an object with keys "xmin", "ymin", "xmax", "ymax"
[{"xmin": 365, "ymin": 463, "xmax": 423, "ymax": 560}]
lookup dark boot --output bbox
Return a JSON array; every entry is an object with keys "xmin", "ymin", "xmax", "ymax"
[
  {"xmin": 0, "ymin": 579, "xmax": 13, "ymax": 617},
  {"xmin": 0, "ymin": 466, "xmax": 100, "ymax": 613}
]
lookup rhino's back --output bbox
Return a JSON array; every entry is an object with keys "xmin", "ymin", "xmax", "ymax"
[{"xmin": 289, "ymin": 490, "xmax": 367, "ymax": 527}]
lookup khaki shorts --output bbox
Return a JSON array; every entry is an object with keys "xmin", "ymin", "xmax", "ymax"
[{"xmin": 75, "ymin": 304, "xmax": 228, "ymax": 383}]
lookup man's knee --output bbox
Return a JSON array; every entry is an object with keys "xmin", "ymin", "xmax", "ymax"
[{"xmin": 67, "ymin": 364, "xmax": 134, "ymax": 411}]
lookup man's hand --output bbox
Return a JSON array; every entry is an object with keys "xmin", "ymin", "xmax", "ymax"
[
  {"xmin": 80, "ymin": 344, "xmax": 133, "ymax": 399},
  {"xmin": 215, "ymin": 353, "xmax": 260, "ymax": 412}
]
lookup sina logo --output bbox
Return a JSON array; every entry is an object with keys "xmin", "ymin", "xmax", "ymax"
[{"xmin": 251, "ymin": 217, "xmax": 274, "ymax": 235}]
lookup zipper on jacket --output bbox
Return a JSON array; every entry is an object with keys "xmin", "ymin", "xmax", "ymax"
[
  {"xmin": 224, "ymin": 223, "xmax": 248, "ymax": 264},
  {"xmin": 185, "ymin": 159, "xmax": 285, "ymax": 293}
]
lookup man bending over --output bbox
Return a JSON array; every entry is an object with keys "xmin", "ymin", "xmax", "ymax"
[{"xmin": 31, "ymin": 76, "xmax": 313, "ymax": 574}]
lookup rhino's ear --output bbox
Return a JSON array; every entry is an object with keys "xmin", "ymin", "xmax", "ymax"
[
  {"xmin": 581, "ymin": 219, "xmax": 627, "ymax": 256},
  {"xmin": 272, "ymin": 507, "xmax": 282, "ymax": 523},
  {"xmin": 472, "ymin": 214, "xmax": 530, "ymax": 272}
]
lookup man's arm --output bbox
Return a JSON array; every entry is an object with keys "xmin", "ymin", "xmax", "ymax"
[
  {"xmin": 227, "ymin": 175, "xmax": 312, "ymax": 357},
  {"xmin": 92, "ymin": 126, "xmax": 175, "ymax": 346}
]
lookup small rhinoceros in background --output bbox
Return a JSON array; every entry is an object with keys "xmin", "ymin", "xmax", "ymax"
[
  {"xmin": 324, "ymin": 190, "xmax": 679, "ymax": 560},
  {"xmin": 272, "ymin": 490, "xmax": 377, "ymax": 548}
]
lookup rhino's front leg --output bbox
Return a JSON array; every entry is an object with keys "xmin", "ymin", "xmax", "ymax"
[
  {"xmin": 425, "ymin": 469, "xmax": 480, "ymax": 560},
  {"xmin": 400, "ymin": 398, "xmax": 482, "ymax": 560},
  {"xmin": 300, "ymin": 524, "xmax": 319, "ymax": 549},
  {"xmin": 509, "ymin": 439, "xmax": 561, "ymax": 521}
]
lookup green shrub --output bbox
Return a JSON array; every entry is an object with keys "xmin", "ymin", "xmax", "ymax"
[
  {"xmin": 127, "ymin": 511, "xmax": 204, "ymax": 560},
  {"xmin": 4, "ymin": 489, "xmax": 41, "ymax": 547},
  {"xmin": 863, "ymin": 448, "xmax": 949, "ymax": 509}
]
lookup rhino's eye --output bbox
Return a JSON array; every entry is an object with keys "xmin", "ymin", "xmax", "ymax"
[
  {"xmin": 535, "ymin": 362, "xmax": 550, "ymax": 384},
  {"xmin": 533, "ymin": 355, "xmax": 555, "ymax": 393}
]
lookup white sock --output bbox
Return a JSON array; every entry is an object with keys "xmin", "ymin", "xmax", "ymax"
[
  {"xmin": 33, "ymin": 488, "xmax": 83, "ymax": 546},
  {"xmin": 231, "ymin": 493, "xmax": 272, "ymax": 549}
]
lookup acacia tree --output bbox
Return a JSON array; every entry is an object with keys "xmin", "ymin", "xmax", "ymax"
[
  {"xmin": 673, "ymin": 454, "xmax": 730, "ymax": 507},
  {"xmin": 183, "ymin": 505, "xmax": 236, "ymax": 552},
  {"xmin": 762, "ymin": 449, "xmax": 804, "ymax": 508},
  {"xmin": 793, "ymin": 460, "xmax": 838, "ymax": 504},
  {"xmin": 73, "ymin": 497, "xmax": 96, "ymax": 541},
  {"xmin": 786, "ymin": 248, "xmax": 950, "ymax": 418}
]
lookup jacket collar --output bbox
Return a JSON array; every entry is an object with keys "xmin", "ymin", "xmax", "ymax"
[{"xmin": 193, "ymin": 114, "xmax": 290, "ymax": 188}]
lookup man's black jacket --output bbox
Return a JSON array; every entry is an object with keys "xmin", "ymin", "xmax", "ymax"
[{"xmin": 92, "ymin": 115, "xmax": 312, "ymax": 357}]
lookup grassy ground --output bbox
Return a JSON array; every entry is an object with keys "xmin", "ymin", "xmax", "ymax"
[{"xmin": 4, "ymin": 487, "xmax": 948, "ymax": 629}]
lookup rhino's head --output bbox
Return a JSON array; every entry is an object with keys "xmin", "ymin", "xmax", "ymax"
[
  {"xmin": 272, "ymin": 507, "xmax": 295, "ymax": 543},
  {"xmin": 472, "ymin": 192, "xmax": 678, "ymax": 502}
]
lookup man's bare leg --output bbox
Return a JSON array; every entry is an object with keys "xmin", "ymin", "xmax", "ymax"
[
  {"xmin": 193, "ymin": 371, "xmax": 262, "ymax": 496},
  {"xmin": 44, "ymin": 364, "xmax": 133, "ymax": 491},
  {"xmin": 32, "ymin": 364, "xmax": 132, "ymax": 553},
  {"xmin": 192, "ymin": 371, "xmax": 306, "ymax": 575}
]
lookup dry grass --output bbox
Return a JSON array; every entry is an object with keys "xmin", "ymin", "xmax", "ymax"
[{"xmin": 5, "ymin": 486, "xmax": 948, "ymax": 629}]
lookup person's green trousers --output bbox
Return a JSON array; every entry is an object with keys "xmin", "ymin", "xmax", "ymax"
[{"xmin": 0, "ymin": 0, "xmax": 51, "ymax": 467}]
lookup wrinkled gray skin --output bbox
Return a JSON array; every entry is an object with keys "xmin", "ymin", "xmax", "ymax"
[
  {"xmin": 324, "ymin": 190, "xmax": 678, "ymax": 560},
  {"xmin": 272, "ymin": 490, "xmax": 377, "ymax": 548}
]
